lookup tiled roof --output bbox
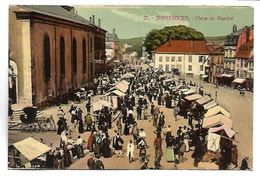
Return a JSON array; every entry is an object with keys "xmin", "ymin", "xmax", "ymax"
[
  {"xmin": 208, "ymin": 45, "xmax": 224, "ymax": 54},
  {"xmin": 153, "ymin": 40, "xmax": 209, "ymax": 54},
  {"xmin": 225, "ymin": 25, "xmax": 253, "ymax": 46},
  {"xmin": 235, "ymin": 40, "xmax": 253, "ymax": 59},
  {"xmin": 18, "ymin": 5, "xmax": 104, "ymax": 30}
]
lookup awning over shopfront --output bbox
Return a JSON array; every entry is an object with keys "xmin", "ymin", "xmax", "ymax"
[
  {"xmin": 12, "ymin": 137, "xmax": 51, "ymax": 161},
  {"xmin": 233, "ymin": 78, "xmax": 246, "ymax": 84},
  {"xmin": 202, "ymin": 114, "xmax": 232, "ymax": 128},
  {"xmin": 184, "ymin": 94, "xmax": 202, "ymax": 101},
  {"xmin": 204, "ymin": 105, "xmax": 230, "ymax": 118}
]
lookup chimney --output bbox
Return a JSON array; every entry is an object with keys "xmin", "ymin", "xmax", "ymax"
[
  {"xmin": 232, "ymin": 24, "xmax": 237, "ymax": 33},
  {"xmin": 89, "ymin": 17, "xmax": 92, "ymax": 23},
  {"xmin": 92, "ymin": 15, "xmax": 95, "ymax": 25},
  {"xmin": 246, "ymin": 27, "xmax": 250, "ymax": 42},
  {"xmin": 98, "ymin": 19, "xmax": 101, "ymax": 28}
]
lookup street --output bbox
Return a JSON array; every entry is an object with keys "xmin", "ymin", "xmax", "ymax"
[{"xmin": 9, "ymin": 67, "xmax": 253, "ymax": 170}]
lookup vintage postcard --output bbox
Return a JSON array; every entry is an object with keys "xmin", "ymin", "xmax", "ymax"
[{"xmin": 8, "ymin": 5, "xmax": 253, "ymax": 170}]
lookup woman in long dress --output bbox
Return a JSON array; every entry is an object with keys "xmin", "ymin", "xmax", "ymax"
[
  {"xmin": 127, "ymin": 140, "xmax": 134, "ymax": 163},
  {"xmin": 87, "ymin": 131, "xmax": 95, "ymax": 152}
]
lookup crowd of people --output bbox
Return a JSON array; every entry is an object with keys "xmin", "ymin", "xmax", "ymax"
[{"xmin": 44, "ymin": 63, "xmax": 250, "ymax": 170}]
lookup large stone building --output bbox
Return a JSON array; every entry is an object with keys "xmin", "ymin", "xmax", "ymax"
[
  {"xmin": 223, "ymin": 25, "xmax": 254, "ymax": 76},
  {"xmin": 9, "ymin": 5, "xmax": 106, "ymax": 107},
  {"xmin": 153, "ymin": 40, "xmax": 210, "ymax": 79}
]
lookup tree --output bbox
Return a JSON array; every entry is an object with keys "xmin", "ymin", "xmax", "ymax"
[{"xmin": 144, "ymin": 25, "xmax": 205, "ymax": 58}]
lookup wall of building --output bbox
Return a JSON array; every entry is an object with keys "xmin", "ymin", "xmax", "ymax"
[
  {"xmin": 183, "ymin": 54, "xmax": 209, "ymax": 76},
  {"xmin": 9, "ymin": 6, "xmax": 33, "ymax": 104},
  {"xmin": 154, "ymin": 53, "xmax": 209, "ymax": 77},
  {"xmin": 10, "ymin": 6, "xmax": 107, "ymax": 106},
  {"xmin": 154, "ymin": 53, "xmax": 185, "ymax": 73},
  {"xmin": 30, "ymin": 20, "xmax": 95, "ymax": 105},
  {"xmin": 210, "ymin": 55, "xmax": 224, "ymax": 83}
]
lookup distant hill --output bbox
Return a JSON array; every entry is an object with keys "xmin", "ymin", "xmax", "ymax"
[
  {"xmin": 119, "ymin": 36, "xmax": 226, "ymax": 57},
  {"xmin": 120, "ymin": 37, "xmax": 143, "ymax": 57}
]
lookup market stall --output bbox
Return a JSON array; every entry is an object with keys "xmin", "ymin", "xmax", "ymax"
[
  {"xmin": 202, "ymin": 114, "xmax": 232, "ymax": 128},
  {"xmin": 184, "ymin": 94, "xmax": 202, "ymax": 101},
  {"xmin": 9, "ymin": 137, "xmax": 51, "ymax": 168},
  {"xmin": 204, "ymin": 105, "xmax": 230, "ymax": 118},
  {"xmin": 196, "ymin": 95, "xmax": 212, "ymax": 105},
  {"xmin": 203, "ymin": 100, "xmax": 217, "ymax": 110},
  {"xmin": 92, "ymin": 99, "xmax": 112, "ymax": 112}
]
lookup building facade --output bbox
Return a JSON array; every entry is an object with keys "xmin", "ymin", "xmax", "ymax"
[
  {"xmin": 9, "ymin": 5, "xmax": 106, "ymax": 106},
  {"xmin": 208, "ymin": 45, "xmax": 224, "ymax": 84},
  {"xmin": 153, "ymin": 40, "xmax": 210, "ymax": 79},
  {"xmin": 224, "ymin": 25, "xmax": 254, "ymax": 76},
  {"xmin": 234, "ymin": 40, "xmax": 254, "ymax": 90},
  {"xmin": 105, "ymin": 29, "xmax": 121, "ymax": 62}
]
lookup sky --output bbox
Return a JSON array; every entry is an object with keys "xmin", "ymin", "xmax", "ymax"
[{"xmin": 76, "ymin": 6, "xmax": 253, "ymax": 39}]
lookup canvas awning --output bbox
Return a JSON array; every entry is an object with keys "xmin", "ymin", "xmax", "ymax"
[
  {"xmin": 203, "ymin": 101, "xmax": 217, "ymax": 110},
  {"xmin": 121, "ymin": 73, "xmax": 134, "ymax": 79},
  {"xmin": 108, "ymin": 82, "xmax": 129, "ymax": 93},
  {"xmin": 112, "ymin": 90, "xmax": 126, "ymax": 97},
  {"xmin": 183, "ymin": 89, "xmax": 196, "ymax": 95},
  {"xmin": 204, "ymin": 105, "xmax": 230, "ymax": 118},
  {"xmin": 163, "ymin": 78, "xmax": 174, "ymax": 83},
  {"xmin": 202, "ymin": 75, "xmax": 209, "ymax": 78},
  {"xmin": 179, "ymin": 88, "xmax": 189, "ymax": 92},
  {"xmin": 233, "ymin": 78, "xmax": 246, "ymax": 84},
  {"xmin": 92, "ymin": 99, "xmax": 112, "ymax": 111},
  {"xmin": 176, "ymin": 85, "xmax": 183, "ymax": 90},
  {"xmin": 222, "ymin": 74, "xmax": 234, "ymax": 78},
  {"xmin": 196, "ymin": 95, "xmax": 212, "ymax": 105},
  {"xmin": 202, "ymin": 114, "xmax": 232, "ymax": 128},
  {"xmin": 209, "ymin": 125, "xmax": 236, "ymax": 138},
  {"xmin": 121, "ymin": 80, "xmax": 130, "ymax": 85},
  {"xmin": 159, "ymin": 74, "xmax": 167, "ymax": 78},
  {"xmin": 12, "ymin": 137, "xmax": 51, "ymax": 161},
  {"xmin": 207, "ymin": 132, "xmax": 221, "ymax": 152},
  {"xmin": 184, "ymin": 94, "xmax": 202, "ymax": 101}
]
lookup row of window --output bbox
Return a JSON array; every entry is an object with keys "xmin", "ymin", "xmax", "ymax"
[
  {"xmin": 224, "ymin": 49, "xmax": 235, "ymax": 58},
  {"xmin": 158, "ymin": 64, "xmax": 204, "ymax": 72},
  {"xmin": 43, "ymin": 34, "xmax": 93, "ymax": 81},
  {"xmin": 158, "ymin": 55, "xmax": 205, "ymax": 63}
]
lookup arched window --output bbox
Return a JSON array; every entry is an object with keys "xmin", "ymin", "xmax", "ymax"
[
  {"xmin": 72, "ymin": 38, "xmax": 77, "ymax": 73},
  {"xmin": 82, "ymin": 38, "xmax": 87, "ymax": 73},
  {"xmin": 60, "ymin": 37, "xmax": 65, "ymax": 75},
  {"xmin": 43, "ymin": 34, "xmax": 51, "ymax": 81}
]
